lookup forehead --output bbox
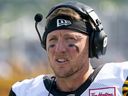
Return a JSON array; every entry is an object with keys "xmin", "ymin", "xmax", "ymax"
[{"xmin": 47, "ymin": 29, "xmax": 87, "ymax": 37}]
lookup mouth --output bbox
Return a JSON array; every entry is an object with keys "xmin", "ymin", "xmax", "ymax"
[{"xmin": 56, "ymin": 58, "xmax": 68, "ymax": 64}]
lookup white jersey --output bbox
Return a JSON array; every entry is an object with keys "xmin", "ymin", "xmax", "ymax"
[{"xmin": 9, "ymin": 62, "xmax": 128, "ymax": 96}]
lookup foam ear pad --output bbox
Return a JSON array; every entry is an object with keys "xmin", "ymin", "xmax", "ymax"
[
  {"xmin": 89, "ymin": 29, "xmax": 95, "ymax": 58},
  {"xmin": 90, "ymin": 30, "xmax": 107, "ymax": 58}
]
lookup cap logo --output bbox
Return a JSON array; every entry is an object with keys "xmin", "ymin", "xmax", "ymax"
[{"xmin": 57, "ymin": 19, "xmax": 72, "ymax": 27}]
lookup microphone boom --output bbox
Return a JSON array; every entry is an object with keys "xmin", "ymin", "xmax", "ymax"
[{"xmin": 34, "ymin": 13, "xmax": 43, "ymax": 45}]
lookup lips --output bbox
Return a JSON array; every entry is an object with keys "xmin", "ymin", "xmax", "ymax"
[{"xmin": 56, "ymin": 58, "xmax": 68, "ymax": 63}]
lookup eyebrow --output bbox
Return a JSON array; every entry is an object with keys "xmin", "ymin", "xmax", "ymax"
[
  {"xmin": 64, "ymin": 34, "xmax": 83, "ymax": 39},
  {"xmin": 47, "ymin": 35, "xmax": 57, "ymax": 41}
]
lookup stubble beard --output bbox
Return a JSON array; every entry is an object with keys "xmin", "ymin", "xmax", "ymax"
[{"xmin": 52, "ymin": 63, "xmax": 84, "ymax": 78}]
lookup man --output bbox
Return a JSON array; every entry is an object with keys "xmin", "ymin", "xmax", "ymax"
[{"xmin": 9, "ymin": 1, "xmax": 128, "ymax": 96}]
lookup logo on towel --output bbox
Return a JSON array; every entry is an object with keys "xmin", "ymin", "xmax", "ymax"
[
  {"xmin": 57, "ymin": 19, "xmax": 72, "ymax": 27},
  {"xmin": 89, "ymin": 87, "xmax": 116, "ymax": 96}
]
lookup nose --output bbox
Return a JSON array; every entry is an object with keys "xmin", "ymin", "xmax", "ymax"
[{"xmin": 55, "ymin": 40, "xmax": 66, "ymax": 53}]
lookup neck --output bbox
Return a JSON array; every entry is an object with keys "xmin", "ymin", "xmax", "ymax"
[{"xmin": 56, "ymin": 63, "xmax": 94, "ymax": 92}]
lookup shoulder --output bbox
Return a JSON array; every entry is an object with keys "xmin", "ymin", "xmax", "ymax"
[
  {"xmin": 101, "ymin": 61, "xmax": 128, "ymax": 78},
  {"xmin": 104, "ymin": 61, "xmax": 128, "ymax": 70},
  {"xmin": 11, "ymin": 74, "xmax": 50, "ymax": 96},
  {"xmin": 12, "ymin": 74, "xmax": 44, "ymax": 90}
]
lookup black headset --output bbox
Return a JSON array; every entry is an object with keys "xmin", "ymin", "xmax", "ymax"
[{"xmin": 35, "ymin": 1, "xmax": 107, "ymax": 58}]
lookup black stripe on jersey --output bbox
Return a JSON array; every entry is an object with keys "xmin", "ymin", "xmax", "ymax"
[
  {"xmin": 44, "ymin": 64, "xmax": 104, "ymax": 96},
  {"xmin": 8, "ymin": 89, "xmax": 16, "ymax": 96},
  {"xmin": 122, "ymin": 76, "xmax": 128, "ymax": 96}
]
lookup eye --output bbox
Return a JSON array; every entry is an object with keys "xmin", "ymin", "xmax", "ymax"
[
  {"xmin": 48, "ymin": 44, "xmax": 55, "ymax": 49},
  {"xmin": 47, "ymin": 36, "xmax": 57, "ymax": 49},
  {"xmin": 68, "ymin": 44, "xmax": 75, "ymax": 47},
  {"xmin": 65, "ymin": 37, "xmax": 76, "ymax": 43},
  {"xmin": 49, "ymin": 44, "xmax": 55, "ymax": 48}
]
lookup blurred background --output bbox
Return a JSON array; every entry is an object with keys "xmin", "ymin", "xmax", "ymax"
[{"xmin": 0, "ymin": 0, "xmax": 128, "ymax": 95}]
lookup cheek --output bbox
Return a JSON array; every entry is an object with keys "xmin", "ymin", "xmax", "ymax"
[
  {"xmin": 68, "ymin": 44, "xmax": 80, "ymax": 53},
  {"xmin": 47, "ymin": 49, "xmax": 55, "ymax": 61},
  {"xmin": 70, "ymin": 42, "xmax": 87, "ymax": 54},
  {"xmin": 67, "ymin": 46, "xmax": 81, "ymax": 59},
  {"xmin": 69, "ymin": 44, "xmax": 87, "ymax": 60},
  {"xmin": 46, "ymin": 43, "xmax": 55, "ymax": 54}
]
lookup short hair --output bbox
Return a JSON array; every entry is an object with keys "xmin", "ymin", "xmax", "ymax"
[
  {"xmin": 46, "ymin": 7, "xmax": 82, "ymax": 24},
  {"xmin": 46, "ymin": 7, "xmax": 95, "ymax": 30}
]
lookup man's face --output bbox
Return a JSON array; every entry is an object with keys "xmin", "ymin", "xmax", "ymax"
[{"xmin": 46, "ymin": 29, "xmax": 89, "ymax": 78}]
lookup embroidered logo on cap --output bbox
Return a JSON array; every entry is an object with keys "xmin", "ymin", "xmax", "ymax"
[{"xmin": 57, "ymin": 19, "xmax": 72, "ymax": 27}]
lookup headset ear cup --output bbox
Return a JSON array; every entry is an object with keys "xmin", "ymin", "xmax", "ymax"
[
  {"xmin": 99, "ymin": 31, "xmax": 107, "ymax": 55},
  {"xmin": 89, "ymin": 30, "xmax": 95, "ymax": 58},
  {"xmin": 93, "ymin": 30, "xmax": 107, "ymax": 58},
  {"xmin": 89, "ymin": 30, "xmax": 107, "ymax": 58}
]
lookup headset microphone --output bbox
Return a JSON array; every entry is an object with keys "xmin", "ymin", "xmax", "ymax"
[
  {"xmin": 35, "ymin": 13, "xmax": 43, "ymax": 22},
  {"xmin": 34, "ymin": 13, "xmax": 43, "ymax": 44}
]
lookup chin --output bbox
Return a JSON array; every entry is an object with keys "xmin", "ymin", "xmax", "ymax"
[{"xmin": 55, "ymin": 72, "xmax": 74, "ymax": 78}]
